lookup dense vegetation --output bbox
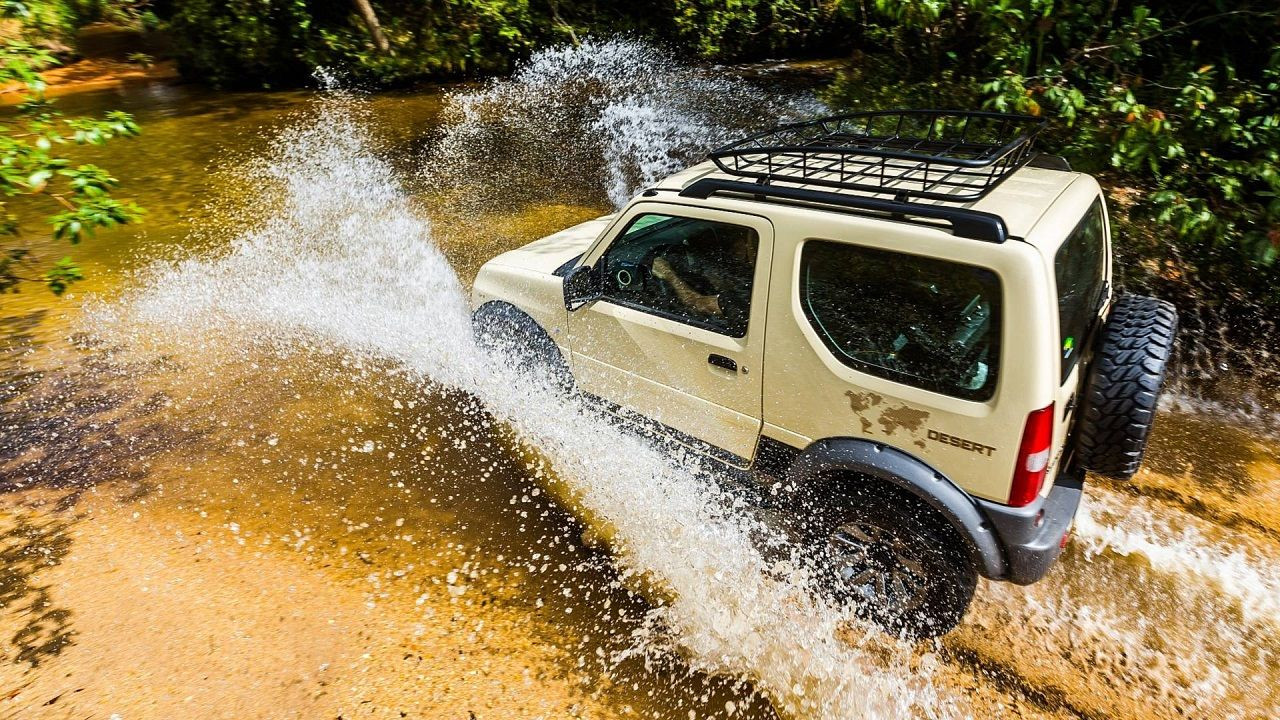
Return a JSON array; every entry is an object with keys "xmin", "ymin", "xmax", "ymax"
[
  {"xmin": 3, "ymin": 1, "xmax": 1278, "ymax": 353},
  {"xmin": 820, "ymin": 2, "xmax": 1280, "ymax": 363}
]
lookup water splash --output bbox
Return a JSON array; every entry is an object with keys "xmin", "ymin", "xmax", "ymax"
[
  {"xmin": 94, "ymin": 83, "xmax": 947, "ymax": 718},
  {"xmin": 949, "ymin": 481, "xmax": 1280, "ymax": 719},
  {"xmin": 426, "ymin": 37, "xmax": 823, "ymax": 212},
  {"xmin": 82, "ymin": 39, "xmax": 1280, "ymax": 720},
  {"xmin": 1074, "ymin": 486, "xmax": 1280, "ymax": 627}
]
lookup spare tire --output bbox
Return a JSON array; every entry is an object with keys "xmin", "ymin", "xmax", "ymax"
[{"xmin": 1075, "ymin": 294, "xmax": 1178, "ymax": 479}]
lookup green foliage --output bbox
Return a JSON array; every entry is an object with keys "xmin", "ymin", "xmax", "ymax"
[
  {"xmin": 0, "ymin": 41, "xmax": 142, "ymax": 295},
  {"xmin": 823, "ymin": 0, "xmax": 1280, "ymax": 307},
  {"xmin": 0, "ymin": 1, "xmax": 78, "ymax": 44},
  {"xmin": 167, "ymin": 0, "xmax": 324, "ymax": 88},
  {"xmin": 161, "ymin": 0, "xmax": 837, "ymax": 88},
  {"xmin": 71, "ymin": 0, "xmax": 156, "ymax": 27},
  {"xmin": 167, "ymin": 0, "xmax": 545, "ymax": 87},
  {"xmin": 0, "ymin": 0, "xmax": 155, "ymax": 45},
  {"xmin": 672, "ymin": 0, "xmax": 827, "ymax": 57}
]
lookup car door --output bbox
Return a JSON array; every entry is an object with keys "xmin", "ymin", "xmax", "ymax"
[{"xmin": 567, "ymin": 202, "xmax": 773, "ymax": 464}]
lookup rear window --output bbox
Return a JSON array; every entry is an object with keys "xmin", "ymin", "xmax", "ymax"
[
  {"xmin": 1055, "ymin": 200, "xmax": 1107, "ymax": 381},
  {"xmin": 798, "ymin": 240, "xmax": 1002, "ymax": 401}
]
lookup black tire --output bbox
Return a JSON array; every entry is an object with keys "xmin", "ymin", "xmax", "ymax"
[
  {"xmin": 472, "ymin": 301, "xmax": 573, "ymax": 393},
  {"xmin": 1075, "ymin": 294, "xmax": 1178, "ymax": 479},
  {"xmin": 802, "ymin": 482, "xmax": 977, "ymax": 639}
]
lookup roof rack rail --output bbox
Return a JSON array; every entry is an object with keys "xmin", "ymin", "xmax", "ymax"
[
  {"xmin": 708, "ymin": 109, "xmax": 1047, "ymax": 203},
  {"xmin": 679, "ymin": 178, "xmax": 1010, "ymax": 242}
]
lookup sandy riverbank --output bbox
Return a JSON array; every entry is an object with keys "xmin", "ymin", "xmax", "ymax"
[{"xmin": 0, "ymin": 488, "xmax": 624, "ymax": 720}]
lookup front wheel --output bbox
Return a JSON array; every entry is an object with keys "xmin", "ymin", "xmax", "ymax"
[
  {"xmin": 472, "ymin": 301, "xmax": 573, "ymax": 393},
  {"xmin": 804, "ymin": 484, "xmax": 977, "ymax": 639}
]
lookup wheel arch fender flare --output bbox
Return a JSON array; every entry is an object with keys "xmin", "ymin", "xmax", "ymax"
[
  {"xmin": 472, "ymin": 300, "xmax": 557, "ymax": 352},
  {"xmin": 471, "ymin": 300, "xmax": 573, "ymax": 389},
  {"xmin": 786, "ymin": 436, "xmax": 1008, "ymax": 580}
]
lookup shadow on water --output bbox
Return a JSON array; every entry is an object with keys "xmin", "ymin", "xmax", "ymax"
[
  {"xmin": 0, "ymin": 325, "xmax": 201, "ymax": 504},
  {"xmin": 0, "ymin": 312, "xmax": 212, "ymax": 673},
  {"xmin": 0, "ymin": 507, "xmax": 74, "ymax": 668},
  {"xmin": 0, "ymin": 316, "xmax": 75, "ymax": 669},
  {"xmin": 51, "ymin": 85, "xmax": 314, "ymax": 123}
]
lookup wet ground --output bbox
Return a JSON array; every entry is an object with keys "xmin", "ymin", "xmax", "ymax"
[{"xmin": 2, "ymin": 42, "xmax": 1279, "ymax": 719}]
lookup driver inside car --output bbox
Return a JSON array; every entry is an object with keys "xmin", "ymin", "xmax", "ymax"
[{"xmin": 649, "ymin": 229, "xmax": 756, "ymax": 335}]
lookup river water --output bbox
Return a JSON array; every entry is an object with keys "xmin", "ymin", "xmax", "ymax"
[{"xmin": 2, "ymin": 39, "xmax": 1278, "ymax": 720}]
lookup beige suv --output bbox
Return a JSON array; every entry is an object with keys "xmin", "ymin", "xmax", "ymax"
[{"xmin": 471, "ymin": 110, "xmax": 1178, "ymax": 637}]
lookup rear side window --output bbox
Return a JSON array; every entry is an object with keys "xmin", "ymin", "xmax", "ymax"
[
  {"xmin": 799, "ymin": 241, "xmax": 1002, "ymax": 401},
  {"xmin": 1055, "ymin": 200, "xmax": 1107, "ymax": 381}
]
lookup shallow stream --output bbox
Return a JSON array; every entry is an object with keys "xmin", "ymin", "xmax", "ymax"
[{"xmin": 2, "ymin": 40, "xmax": 1278, "ymax": 720}]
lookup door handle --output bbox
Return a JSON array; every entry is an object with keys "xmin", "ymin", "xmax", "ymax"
[{"xmin": 707, "ymin": 353, "xmax": 737, "ymax": 372}]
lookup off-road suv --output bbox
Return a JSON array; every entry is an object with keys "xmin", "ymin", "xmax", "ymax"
[{"xmin": 470, "ymin": 109, "xmax": 1178, "ymax": 637}]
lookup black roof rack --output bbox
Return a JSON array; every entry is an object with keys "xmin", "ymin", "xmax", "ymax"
[
  {"xmin": 708, "ymin": 109, "xmax": 1047, "ymax": 203},
  {"xmin": 678, "ymin": 178, "xmax": 1010, "ymax": 242}
]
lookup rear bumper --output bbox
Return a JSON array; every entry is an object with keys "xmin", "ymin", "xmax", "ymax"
[{"xmin": 976, "ymin": 466, "xmax": 1084, "ymax": 585}]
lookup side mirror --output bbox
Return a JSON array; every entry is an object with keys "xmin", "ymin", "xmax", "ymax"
[{"xmin": 563, "ymin": 264, "xmax": 601, "ymax": 310}]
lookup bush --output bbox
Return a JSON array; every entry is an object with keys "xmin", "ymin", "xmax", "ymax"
[
  {"xmin": 671, "ymin": 0, "xmax": 832, "ymax": 58},
  {"xmin": 822, "ymin": 1, "xmax": 1280, "ymax": 315},
  {"xmin": 166, "ymin": 0, "xmax": 544, "ymax": 88},
  {"xmin": 167, "ymin": 0, "xmax": 331, "ymax": 88}
]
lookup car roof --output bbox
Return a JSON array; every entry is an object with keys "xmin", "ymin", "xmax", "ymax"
[{"xmin": 653, "ymin": 160, "xmax": 1082, "ymax": 248}]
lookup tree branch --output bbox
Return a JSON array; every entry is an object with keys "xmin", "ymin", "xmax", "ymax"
[{"xmin": 1080, "ymin": 9, "xmax": 1278, "ymax": 57}]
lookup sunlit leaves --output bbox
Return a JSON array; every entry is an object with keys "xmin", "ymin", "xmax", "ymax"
[
  {"xmin": 826, "ymin": 0, "xmax": 1280, "ymax": 276},
  {"xmin": 43, "ymin": 256, "xmax": 81, "ymax": 296},
  {"xmin": 0, "ymin": 41, "xmax": 143, "ymax": 296}
]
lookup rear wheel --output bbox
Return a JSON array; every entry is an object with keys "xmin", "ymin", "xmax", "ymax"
[
  {"xmin": 1075, "ymin": 294, "xmax": 1178, "ymax": 479},
  {"xmin": 805, "ymin": 483, "xmax": 977, "ymax": 639}
]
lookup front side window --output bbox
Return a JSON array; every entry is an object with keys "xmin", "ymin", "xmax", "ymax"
[
  {"xmin": 799, "ymin": 240, "xmax": 1002, "ymax": 401},
  {"xmin": 1055, "ymin": 200, "xmax": 1107, "ymax": 381},
  {"xmin": 600, "ymin": 213, "xmax": 759, "ymax": 337}
]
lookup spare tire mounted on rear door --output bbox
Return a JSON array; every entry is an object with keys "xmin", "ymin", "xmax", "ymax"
[{"xmin": 1075, "ymin": 293, "xmax": 1179, "ymax": 479}]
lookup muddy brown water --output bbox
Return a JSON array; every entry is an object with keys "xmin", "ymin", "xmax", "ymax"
[{"xmin": 1, "ymin": 64, "xmax": 1279, "ymax": 720}]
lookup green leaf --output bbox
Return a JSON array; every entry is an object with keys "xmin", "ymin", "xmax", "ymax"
[{"xmin": 44, "ymin": 256, "xmax": 83, "ymax": 296}]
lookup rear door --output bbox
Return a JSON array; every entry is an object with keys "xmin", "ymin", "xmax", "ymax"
[
  {"xmin": 1053, "ymin": 197, "xmax": 1110, "ymax": 458},
  {"xmin": 567, "ymin": 202, "xmax": 773, "ymax": 464}
]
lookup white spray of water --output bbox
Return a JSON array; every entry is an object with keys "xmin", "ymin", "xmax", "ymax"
[
  {"xmin": 1074, "ymin": 486, "xmax": 1280, "ymax": 628},
  {"xmin": 427, "ymin": 37, "xmax": 823, "ymax": 210},
  {"xmin": 94, "ymin": 88, "xmax": 950, "ymax": 719},
  {"xmin": 972, "ymin": 578, "xmax": 1248, "ymax": 716},
  {"xmin": 966, "ymin": 483, "xmax": 1280, "ymax": 717}
]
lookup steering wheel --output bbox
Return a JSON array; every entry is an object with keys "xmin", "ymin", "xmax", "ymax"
[{"xmin": 638, "ymin": 244, "xmax": 686, "ymax": 299}]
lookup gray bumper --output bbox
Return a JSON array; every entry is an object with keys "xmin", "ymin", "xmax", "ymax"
[{"xmin": 976, "ymin": 466, "xmax": 1085, "ymax": 585}]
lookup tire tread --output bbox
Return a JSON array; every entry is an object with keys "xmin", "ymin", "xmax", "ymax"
[{"xmin": 1075, "ymin": 294, "xmax": 1178, "ymax": 479}]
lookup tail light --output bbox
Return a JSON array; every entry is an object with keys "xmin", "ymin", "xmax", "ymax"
[{"xmin": 1008, "ymin": 403, "xmax": 1055, "ymax": 507}]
